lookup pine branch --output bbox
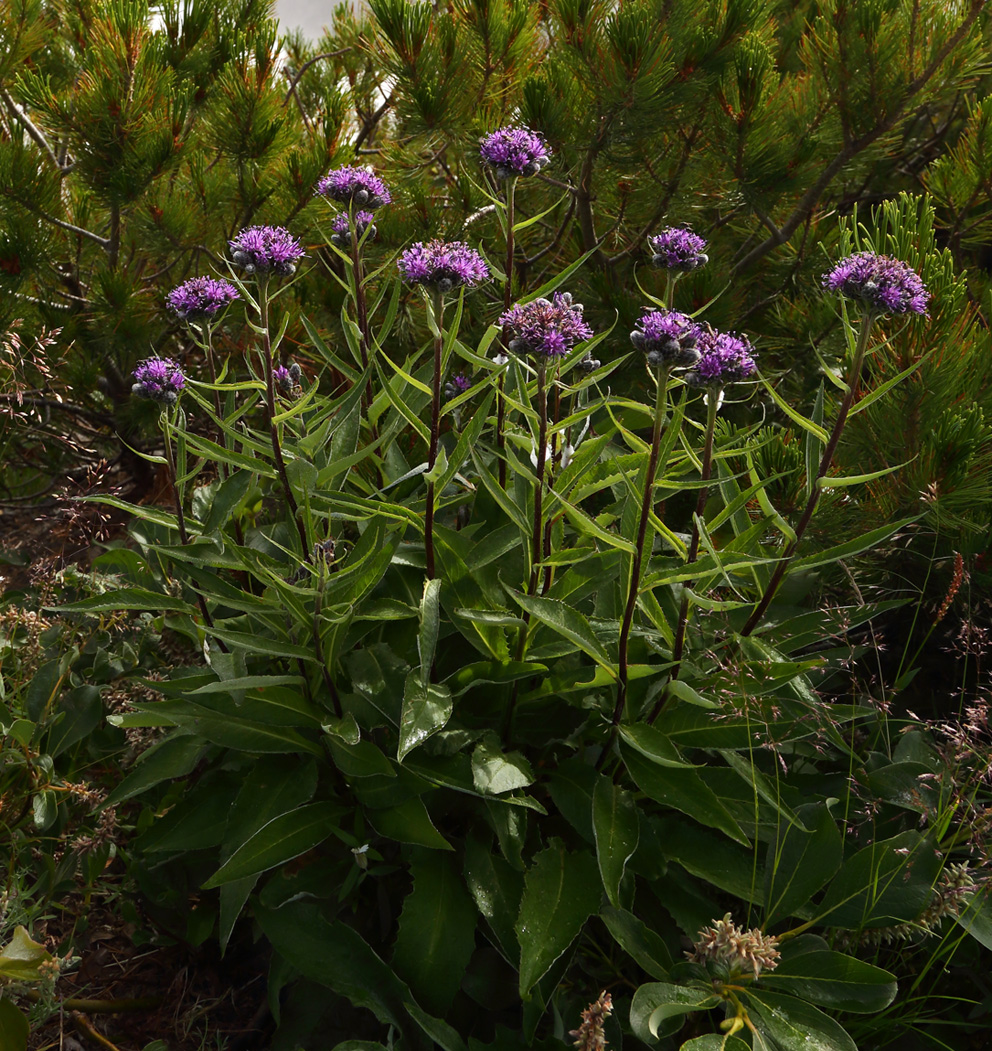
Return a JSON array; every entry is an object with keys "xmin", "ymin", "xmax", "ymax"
[
  {"xmin": 731, "ymin": 0, "xmax": 986, "ymax": 277},
  {"xmin": 0, "ymin": 87, "xmax": 68, "ymax": 172}
]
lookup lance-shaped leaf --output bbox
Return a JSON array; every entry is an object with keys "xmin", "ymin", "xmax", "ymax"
[
  {"xmin": 516, "ymin": 841, "xmax": 600, "ymax": 996},
  {"xmin": 392, "ymin": 851, "xmax": 477, "ymax": 1016},
  {"xmin": 592, "ymin": 777, "xmax": 639, "ymax": 907},
  {"xmin": 761, "ymin": 950, "xmax": 897, "ymax": 1013},
  {"xmin": 629, "ymin": 981, "xmax": 721, "ymax": 1042},
  {"xmin": 744, "ymin": 989, "xmax": 857, "ymax": 1051}
]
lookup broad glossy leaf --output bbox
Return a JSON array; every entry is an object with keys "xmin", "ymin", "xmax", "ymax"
[
  {"xmin": 392, "ymin": 851, "xmax": 477, "ymax": 1015},
  {"xmin": 745, "ymin": 989, "xmax": 857, "ymax": 1051},
  {"xmin": 622, "ymin": 745, "xmax": 749, "ymax": 845},
  {"xmin": 516, "ymin": 842, "xmax": 600, "ymax": 996},
  {"xmin": 654, "ymin": 816, "xmax": 760, "ymax": 903},
  {"xmin": 404, "ymin": 1002, "xmax": 468, "ymax": 1051},
  {"xmin": 472, "ymin": 737, "xmax": 534, "ymax": 794},
  {"xmin": 680, "ymin": 1037, "xmax": 750, "ymax": 1051},
  {"xmin": 203, "ymin": 801, "xmax": 341, "ymax": 887},
  {"xmin": 417, "ymin": 578, "xmax": 442, "ymax": 685},
  {"xmin": 54, "ymin": 587, "xmax": 196, "ymax": 614},
  {"xmin": 629, "ymin": 982, "xmax": 720, "ymax": 1043},
  {"xmin": 507, "ymin": 587, "xmax": 614, "ymax": 672},
  {"xmin": 762, "ymin": 950, "xmax": 897, "ymax": 1013},
  {"xmin": 398, "ymin": 673, "xmax": 452, "ymax": 761},
  {"xmin": 600, "ymin": 906, "xmax": 672, "ymax": 978},
  {"xmin": 593, "ymin": 778, "xmax": 639, "ymax": 907},
  {"xmin": 954, "ymin": 887, "xmax": 992, "ymax": 949}
]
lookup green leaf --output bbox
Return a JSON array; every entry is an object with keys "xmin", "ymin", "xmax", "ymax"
[
  {"xmin": 618, "ymin": 724, "xmax": 698, "ymax": 768},
  {"xmin": 679, "ymin": 1038, "xmax": 750, "ymax": 1051},
  {"xmin": 255, "ymin": 901, "xmax": 412, "ymax": 1033},
  {"xmin": 0, "ymin": 926, "xmax": 53, "ymax": 982},
  {"xmin": 53, "ymin": 587, "xmax": 196, "ymax": 615},
  {"xmin": 369, "ymin": 797, "xmax": 452, "ymax": 850},
  {"xmin": 815, "ymin": 830, "xmax": 942, "ymax": 928},
  {"xmin": 392, "ymin": 851, "xmax": 477, "ymax": 1015},
  {"xmin": 203, "ymin": 802, "xmax": 341, "ymax": 888},
  {"xmin": 954, "ymin": 888, "xmax": 992, "ymax": 950},
  {"xmin": 515, "ymin": 841, "xmax": 600, "ymax": 996},
  {"xmin": 805, "ymin": 383, "xmax": 825, "ymax": 499},
  {"xmin": 506, "ymin": 587, "xmax": 614, "ymax": 674},
  {"xmin": 403, "ymin": 1002, "xmax": 468, "ymax": 1051},
  {"xmin": 745, "ymin": 989, "xmax": 857, "ymax": 1051},
  {"xmin": 592, "ymin": 778, "xmax": 639, "ymax": 907},
  {"xmin": 790, "ymin": 517, "xmax": 917, "ymax": 573},
  {"xmin": 762, "ymin": 951, "xmax": 897, "ymax": 1013},
  {"xmin": 629, "ymin": 982, "xmax": 721, "ymax": 1043},
  {"xmin": 417, "ymin": 578, "xmax": 443, "ymax": 686},
  {"xmin": 759, "ymin": 370, "xmax": 829, "ymax": 442},
  {"xmin": 764, "ymin": 802, "xmax": 843, "ymax": 927},
  {"xmin": 600, "ymin": 906, "xmax": 672, "ymax": 978},
  {"xmin": 472, "ymin": 737, "xmax": 535, "ymax": 794},
  {"xmin": 0, "ymin": 999, "xmax": 28, "ymax": 1051},
  {"xmin": 104, "ymin": 734, "xmax": 207, "ymax": 806},
  {"xmin": 464, "ymin": 836, "xmax": 523, "ymax": 965},
  {"xmin": 622, "ymin": 745, "xmax": 749, "ymax": 845},
  {"xmin": 398, "ymin": 673, "xmax": 453, "ymax": 762}
]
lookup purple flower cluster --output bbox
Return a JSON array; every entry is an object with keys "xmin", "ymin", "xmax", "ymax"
[
  {"xmin": 315, "ymin": 166, "xmax": 392, "ymax": 209},
  {"xmin": 686, "ymin": 330, "xmax": 757, "ymax": 388},
  {"xmin": 229, "ymin": 226, "xmax": 305, "ymax": 277},
  {"xmin": 274, "ymin": 361, "xmax": 302, "ymax": 393},
  {"xmin": 444, "ymin": 374, "xmax": 472, "ymax": 400},
  {"xmin": 649, "ymin": 226, "xmax": 709, "ymax": 271},
  {"xmin": 499, "ymin": 292, "xmax": 593, "ymax": 360},
  {"xmin": 166, "ymin": 277, "xmax": 240, "ymax": 321},
  {"xmin": 822, "ymin": 251, "xmax": 929, "ymax": 316},
  {"xmin": 630, "ymin": 309, "xmax": 702, "ymax": 369},
  {"xmin": 398, "ymin": 240, "xmax": 490, "ymax": 294},
  {"xmin": 330, "ymin": 210, "xmax": 376, "ymax": 248},
  {"xmin": 132, "ymin": 356, "xmax": 186, "ymax": 405},
  {"xmin": 479, "ymin": 127, "xmax": 551, "ymax": 179}
]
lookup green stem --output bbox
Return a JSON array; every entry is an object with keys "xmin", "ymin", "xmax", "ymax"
[
  {"xmin": 598, "ymin": 365, "xmax": 671, "ymax": 769},
  {"xmin": 528, "ymin": 364, "xmax": 549, "ymax": 596},
  {"xmin": 658, "ymin": 387, "xmax": 720, "ymax": 713},
  {"xmin": 425, "ymin": 292, "xmax": 445, "ymax": 580},
  {"xmin": 496, "ymin": 177, "xmax": 517, "ymax": 489},
  {"xmin": 258, "ymin": 277, "xmax": 310, "ymax": 561},
  {"xmin": 740, "ymin": 313, "xmax": 876, "ymax": 636}
]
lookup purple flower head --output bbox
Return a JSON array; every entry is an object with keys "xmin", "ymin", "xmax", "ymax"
[
  {"xmin": 315, "ymin": 166, "xmax": 392, "ymax": 210},
  {"xmin": 479, "ymin": 127, "xmax": 551, "ymax": 179},
  {"xmin": 686, "ymin": 329, "xmax": 757, "ymax": 388},
  {"xmin": 499, "ymin": 292, "xmax": 594, "ymax": 360},
  {"xmin": 166, "ymin": 277, "xmax": 240, "ymax": 321},
  {"xmin": 229, "ymin": 225, "xmax": 305, "ymax": 277},
  {"xmin": 444, "ymin": 373, "xmax": 472, "ymax": 400},
  {"xmin": 330, "ymin": 210, "xmax": 376, "ymax": 248},
  {"xmin": 274, "ymin": 361, "xmax": 302, "ymax": 394},
  {"xmin": 649, "ymin": 226, "xmax": 709, "ymax": 271},
  {"xmin": 822, "ymin": 251, "xmax": 929, "ymax": 316},
  {"xmin": 631, "ymin": 309, "xmax": 702, "ymax": 369},
  {"xmin": 132, "ymin": 356, "xmax": 186, "ymax": 405},
  {"xmin": 398, "ymin": 240, "xmax": 490, "ymax": 295}
]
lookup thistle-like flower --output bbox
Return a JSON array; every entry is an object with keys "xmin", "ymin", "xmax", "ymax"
[
  {"xmin": 229, "ymin": 225, "xmax": 305, "ymax": 277},
  {"xmin": 444, "ymin": 373, "xmax": 472, "ymax": 400},
  {"xmin": 274, "ymin": 362, "xmax": 302, "ymax": 394},
  {"xmin": 822, "ymin": 251, "xmax": 929, "ymax": 316},
  {"xmin": 166, "ymin": 277, "xmax": 240, "ymax": 320},
  {"xmin": 499, "ymin": 292, "xmax": 593, "ymax": 360},
  {"xmin": 569, "ymin": 991, "xmax": 613, "ymax": 1051},
  {"xmin": 315, "ymin": 166, "xmax": 392, "ymax": 209},
  {"xmin": 648, "ymin": 226, "xmax": 708, "ymax": 271},
  {"xmin": 630, "ymin": 309, "xmax": 702, "ymax": 369},
  {"xmin": 329, "ymin": 210, "xmax": 376, "ymax": 248},
  {"xmin": 398, "ymin": 240, "xmax": 490, "ymax": 294},
  {"xmin": 688, "ymin": 913, "xmax": 780, "ymax": 979},
  {"xmin": 479, "ymin": 127, "xmax": 551, "ymax": 179},
  {"xmin": 686, "ymin": 329, "xmax": 757, "ymax": 388},
  {"xmin": 132, "ymin": 356, "xmax": 186, "ymax": 405}
]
